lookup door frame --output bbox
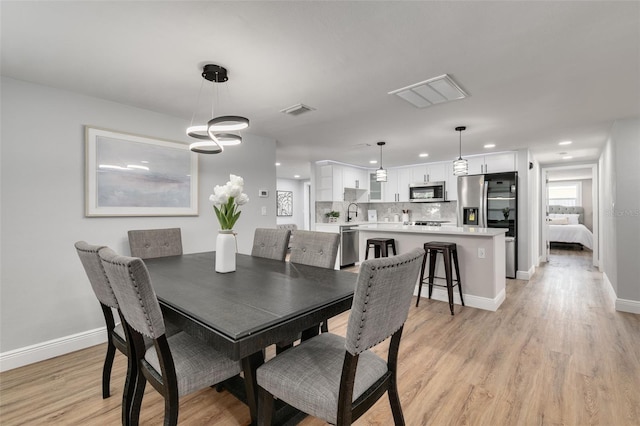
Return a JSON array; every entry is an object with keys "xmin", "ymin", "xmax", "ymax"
[{"xmin": 540, "ymin": 163, "xmax": 599, "ymax": 267}]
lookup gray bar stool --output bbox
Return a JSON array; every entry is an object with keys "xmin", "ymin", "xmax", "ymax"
[
  {"xmin": 416, "ymin": 241, "xmax": 464, "ymax": 315},
  {"xmin": 364, "ymin": 238, "xmax": 397, "ymax": 259}
]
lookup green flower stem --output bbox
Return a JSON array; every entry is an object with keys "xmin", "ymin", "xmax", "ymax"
[{"xmin": 214, "ymin": 196, "xmax": 242, "ymax": 230}]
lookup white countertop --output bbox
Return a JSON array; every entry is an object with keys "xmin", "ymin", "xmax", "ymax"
[{"xmin": 355, "ymin": 223, "xmax": 507, "ymax": 237}]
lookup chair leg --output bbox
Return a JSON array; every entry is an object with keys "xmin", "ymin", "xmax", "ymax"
[
  {"xmin": 453, "ymin": 249, "xmax": 465, "ymax": 306},
  {"xmin": 129, "ymin": 368, "xmax": 147, "ymax": 426},
  {"xmin": 258, "ymin": 386, "xmax": 275, "ymax": 426},
  {"xmin": 321, "ymin": 319, "xmax": 329, "ymax": 333},
  {"xmin": 102, "ymin": 342, "xmax": 116, "ymax": 398},
  {"xmin": 164, "ymin": 390, "xmax": 179, "ymax": 426},
  {"xmin": 428, "ymin": 249, "xmax": 437, "ymax": 299},
  {"xmin": 443, "ymin": 249, "xmax": 454, "ymax": 315},
  {"xmin": 388, "ymin": 374, "xmax": 406, "ymax": 426},
  {"xmin": 416, "ymin": 250, "xmax": 428, "ymax": 307}
]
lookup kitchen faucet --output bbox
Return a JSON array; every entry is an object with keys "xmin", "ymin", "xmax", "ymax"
[{"xmin": 346, "ymin": 203, "xmax": 358, "ymax": 222}]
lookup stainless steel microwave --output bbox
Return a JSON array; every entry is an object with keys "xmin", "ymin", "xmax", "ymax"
[{"xmin": 409, "ymin": 181, "xmax": 446, "ymax": 202}]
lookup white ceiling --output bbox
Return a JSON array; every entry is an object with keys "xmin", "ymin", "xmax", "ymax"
[{"xmin": 2, "ymin": 2, "xmax": 638, "ymax": 180}]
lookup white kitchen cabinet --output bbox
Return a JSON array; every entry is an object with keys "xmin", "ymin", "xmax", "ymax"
[
  {"xmin": 315, "ymin": 162, "xmax": 370, "ymax": 202},
  {"xmin": 332, "ymin": 165, "xmax": 344, "ymax": 201},
  {"xmin": 411, "ymin": 162, "xmax": 447, "ymax": 183},
  {"xmin": 444, "ymin": 162, "xmax": 458, "ymax": 201},
  {"xmin": 382, "ymin": 168, "xmax": 398, "ymax": 202},
  {"xmin": 342, "ymin": 166, "xmax": 367, "ymax": 190},
  {"xmin": 466, "ymin": 152, "xmax": 516, "ymax": 174},
  {"xmin": 397, "ymin": 167, "xmax": 413, "ymax": 202},
  {"xmin": 316, "ymin": 164, "xmax": 334, "ymax": 201},
  {"xmin": 368, "ymin": 171, "xmax": 383, "ymax": 201},
  {"xmin": 383, "ymin": 167, "xmax": 412, "ymax": 202}
]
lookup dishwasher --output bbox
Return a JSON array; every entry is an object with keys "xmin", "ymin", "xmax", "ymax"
[{"xmin": 340, "ymin": 225, "xmax": 359, "ymax": 267}]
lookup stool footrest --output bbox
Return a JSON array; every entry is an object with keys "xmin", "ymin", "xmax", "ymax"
[{"xmin": 421, "ymin": 277, "xmax": 460, "ymax": 288}]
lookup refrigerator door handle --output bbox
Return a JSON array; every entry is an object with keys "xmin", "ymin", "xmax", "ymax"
[{"xmin": 481, "ymin": 182, "xmax": 488, "ymax": 228}]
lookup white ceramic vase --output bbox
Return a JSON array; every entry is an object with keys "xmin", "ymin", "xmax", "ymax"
[{"xmin": 215, "ymin": 230, "xmax": 236, "ymax": 273}]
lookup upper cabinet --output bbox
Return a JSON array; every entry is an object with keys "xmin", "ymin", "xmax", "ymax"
[
  {"xmin": 410, "ymin": 162, "xmax": 447, "ymax": 183},
  {"xmin": 444, "ymin": 162, "xmax": 458, "ymax": 201},
  {"xmin": 342, "ymin": 166, "xmax": 368, "ymax": 190},
  {"xmin": 316, "ymin": 164, "xmax": 333, "ymax": 202},
  {"xmin": 383, "ymin": 167, "xmax": 412, "ymax": 202},
  {"xmin": 316, "ymin": 153, "xmax": 515, "ymax": 203},
  {"xmin": 315, "ymin": 162, "xmax": 368, "ymax": 202},
  {"xmin": 467, "ymin": 152, "xmax": 516, "ymax": 174},
  {"xmin": 368, "ymin": 171, "xmax": 383, "ymax": 202}
]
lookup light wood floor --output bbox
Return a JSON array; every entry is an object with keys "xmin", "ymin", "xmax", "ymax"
[{"xmin": 1, "ymin": 249, "xmax": 639, "ymax": 425}]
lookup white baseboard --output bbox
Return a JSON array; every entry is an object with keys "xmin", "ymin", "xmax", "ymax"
[
  {"xmin": 0, "ymin": 327, "xmax": 107, "ymax": 372},
  {"xmin": 414, "ymin": 286, "xmax": 506, "ymax": 312},
  {"xmin": 615, "ymin": 298, "xmax": 640, "ymax": 314},
  {"xmin": 602, "ymin": 273, "xmax": 640, "ymax": 314},
  {"xmin": 516, "ymin": 264, "xmax": 535, "ymax": 281}
]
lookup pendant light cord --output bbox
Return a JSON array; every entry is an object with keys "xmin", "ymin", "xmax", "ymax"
[{"xmin": 189, "ymin": 77, "xmax": 206, "ymax": 127}]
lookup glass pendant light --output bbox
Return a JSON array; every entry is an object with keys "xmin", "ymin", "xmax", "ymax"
[
  {"xmin": 453, "ymin": 126, "xmax": 468, "ymax": 176},
  {"xmin": 376, "ymin": 141, "xmax": 388, "ymax": 182}
]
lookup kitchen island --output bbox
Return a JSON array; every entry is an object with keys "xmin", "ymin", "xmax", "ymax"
[{"xmin": 356, "ymin": 223, "xmax": 507, "ymax": 311}]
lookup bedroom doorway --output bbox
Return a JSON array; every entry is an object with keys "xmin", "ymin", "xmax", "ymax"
[{"xmin": 541, "ymin": 163, "xmax": 599, "ymax": 267}]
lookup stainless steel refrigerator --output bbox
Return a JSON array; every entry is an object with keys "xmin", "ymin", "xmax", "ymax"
[{"xmin": 457, "ymin": 172, "xmax": 518, "ymax": 278}]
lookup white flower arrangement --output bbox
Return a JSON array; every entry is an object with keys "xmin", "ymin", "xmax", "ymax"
[{"xmin": 209, "ymin": 174, "xmax": 249, "ymax": 230}]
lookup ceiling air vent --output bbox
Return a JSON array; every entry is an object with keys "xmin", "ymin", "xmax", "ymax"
[
  {"xmin": 280, "ymin": 103, "xmax": 316, "ymax": 116},
  {"xmin": 388, "ymin": 74, "xmax": 467, "ymax": 108}
]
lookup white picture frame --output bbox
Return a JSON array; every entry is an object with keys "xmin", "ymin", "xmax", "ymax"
[{"xmin": 85, "ymin": 127, "xmax": 198, "ymax": 217}]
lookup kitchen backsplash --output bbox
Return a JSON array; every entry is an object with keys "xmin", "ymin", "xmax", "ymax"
[{"xmin": 316, "ymin": 201, "xmax": 458, "ymax": 223}]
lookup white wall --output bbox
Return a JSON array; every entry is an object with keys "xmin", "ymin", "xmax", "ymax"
[
  {"xmin": 516, "ymin": 149, "xmax": 536, "ymax": 279},
  {"xmin": 276, "ymin": 178, "xmax": 306, "ymax": 229},
  {"xmin": 0, "ymin": 77, "xmax": 277, "ymax": 356},
  {"xmin": 601, "ymin": 117, "xmax": 640, "ymax": 310}
]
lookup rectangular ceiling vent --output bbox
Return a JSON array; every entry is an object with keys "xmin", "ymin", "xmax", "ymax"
[
  {"xmin": 388, "ymin": 74, "xmax": 467, "ymax": 108},
  {"xmin": 280, "ymin": 103, "xmax": 316, "ymax": 116}
]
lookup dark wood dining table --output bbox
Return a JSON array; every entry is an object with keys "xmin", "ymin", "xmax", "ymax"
[{"xmin": 144, "ymin": 251, "xmax": 357, "ymax": 424}]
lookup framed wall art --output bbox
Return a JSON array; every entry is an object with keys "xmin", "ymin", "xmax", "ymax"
[
  {"xmin": 276, "ymin": 190, "xmax": 293, "ymax": 216},
  {"xmin": 85, "ymin": 127, "xmax": 198, "ymax": 216}
]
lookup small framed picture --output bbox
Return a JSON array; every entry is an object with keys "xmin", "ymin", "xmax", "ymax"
[{"xmin": 276, "ymin": 190, "xmax": 293, "ymax": 216}]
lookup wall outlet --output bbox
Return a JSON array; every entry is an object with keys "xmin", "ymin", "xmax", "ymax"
[
  {"xmin": 261, "ymin": 206, "xmax": 267, "ymax": 216},
  {"xmin": 478, "ymin": 247, "xmax": 486, "ymax": 258}
]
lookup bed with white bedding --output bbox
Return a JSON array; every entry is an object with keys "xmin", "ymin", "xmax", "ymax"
[{"xmin": 547, "ymin": 206, "xmax": 593, "ymax": 250}]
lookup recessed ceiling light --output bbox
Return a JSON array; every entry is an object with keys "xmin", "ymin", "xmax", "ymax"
[
  {"xmin": 559, "ymin": 140, "xmax": 572, "ymax": 146},
  {"xmin": 370, "ymin": 160, "xmax": 378, "ymax": 164},
  {"xmin": 484, "ymin": 144, "xmax": 496, "ymax": 149},
  {"xmin": 294, "ymin": 174, "xmax": 300, "ymax": 178},
  {"xmin": 275, "ymin": 162, "xmax": 281, "ymax": 166},
  {"xmin": 562, "ymin": 156, "xmax": 573, "ymax": 160},
  {"xmin": 419, "ymin": 153, "xmax": 429, "ymax": 158}
]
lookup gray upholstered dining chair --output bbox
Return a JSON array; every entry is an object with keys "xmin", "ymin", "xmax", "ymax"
[
  {"xmin": 288, "ymin": 230, "xmax": 340, "ymax": 334},
  {"xmin": 74, "ymin": 241, "xmax": 128, "ymax": 399},
  {"xmin": 257, "ymin": 248, "xmax": 425, "ymax": 426},
  {"xmin": 128, "ymin": 227, "xmax": 183, "ymax": 259},
  {"xmin": 98, "ymin": 247, "xmax": 242, "ymax": 426},
  {"xmin": 251, "ymin": 228, "xmax": 291, "ymax": 261},
  {"xmin": 289, "ymin": 230, "xmax": 339, "ymax": 269}
]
